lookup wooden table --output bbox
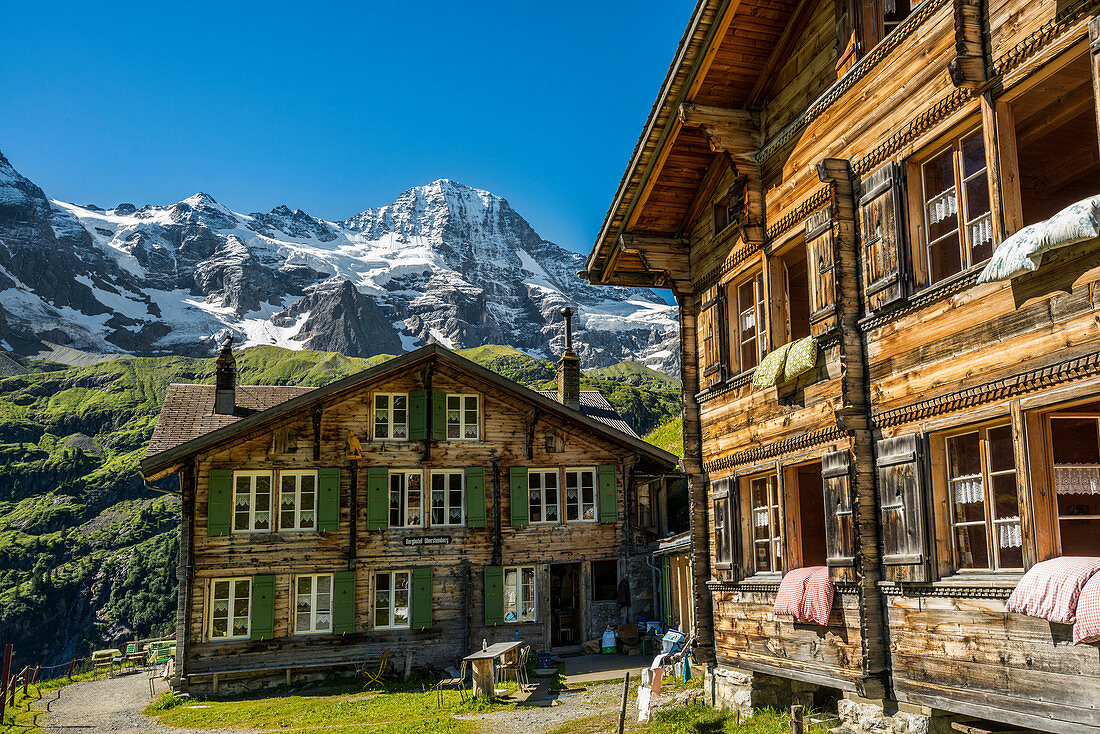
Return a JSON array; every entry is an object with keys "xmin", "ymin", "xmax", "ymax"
[{"xmin": 463, "ymin": 641, "xmax": 523, "ymax": 699}]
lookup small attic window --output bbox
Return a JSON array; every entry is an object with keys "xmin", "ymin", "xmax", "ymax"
[{"xmin": 713, "ymin": 181, "xmax": 746, "ymax": 235}]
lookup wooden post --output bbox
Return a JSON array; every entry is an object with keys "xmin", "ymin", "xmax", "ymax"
[
  {"xmin": 31, "ymin": 667, "xmax": 40, "ymax": 686},
  {"xmin": 791, "ymin": 704, "xmax": 804, "ymax": 734},
  {"xmin": 471, "ymin": 659, "xmax": 494, "ymax": 700},
  {"xmin": 22, "ymin": 668, "xmax": 28, "ymax": 696},
  {"xmin": 1090, "ymin": 16, "xmax": 1100, "ymax": 154},
  {"xmin": 0, "ymin": 643, "xmax": 12, "ymax": 722},
  {"xmin": 617, "ymin": 671, "xmax": 630, "ymax": 734},
  {"xmin": 66, "ymin": 659, "xmax": 75, "ymax": 681}
]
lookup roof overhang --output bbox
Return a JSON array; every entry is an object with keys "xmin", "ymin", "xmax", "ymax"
[
  {"xmin": 140, "ymin": 345, "xmax": 678, "ymax": 478},
  {"xmin": 583, "ymin": 0, "xmax": 801, "ymax": 293}
]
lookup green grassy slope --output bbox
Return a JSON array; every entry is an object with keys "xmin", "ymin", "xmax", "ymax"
[{"xmin": 0, "ymin": 345, "xmax": 680, "ymax": 668}]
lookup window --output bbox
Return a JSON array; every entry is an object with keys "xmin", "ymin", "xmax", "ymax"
[
  {"xmin": 636, "ymin": 478, "xmax": 657, "ymax": 529},
  {"xmin": 713, "ymin": 181, "xmax": 746, "ymax": 234},
  {"xmin": 727, "ymin": 272, "xmax": 766, "ymax": 373},
  {"xmin": 374, "ymin": 393, "xmax": 408, "ymax": 440},
  {"xmin": 210, "ymin": 578, "xmax": 251, "ymax": 639},
  {"xmin": 945, "ymin": 425, "xmax": 1022, "ymax": 572},
  {"xmin": 1004, "ymin": 52, "xmax": 1100, "ymax": 227},
  {"xmin": 1048, "ymin": 415, "xmax": 1100, "ymax": 556},
  {"xmin": 920, "ymin": 129, "xmax": 993, "ymax": 284},
  {"xmin": 503, "ymin": 566, "xmax": 536, "ymax": 622},
  {"xmin": 748, "ymin": 474, "xmax": 782, "ymax": 573},
  {"xmin": 446, "ymin": 394, "xmax": 479, "ymax": 440},
  {"xmin": 279, "ymin": 470, "xmax": 317, "ymax": 531},
  {"xmin": 714, "ymin": 493, "xmax": 732, "ymax": 568},
  {"xmin": 233, "ymin": 471, "xmax": 273, "ymax": 532},
  {"xmin": 430, "ymin": 470, "xmax": 464, "ymax": 526},
  {"xmin": 592, "ymin": 560, "xmax": 618, "ymax": 601},
  {"xmin": 564, "ymin": 468, "xmax": 596, "ymax": 522},
  {"xmin": 374, "ymin": 570, "xmax": 410, "ymax": 628},
  {"xmin": 295, "ymin": 574, "xmax": 333, "ymax": 634},
  {"xmin": 778, "ymin": 244, "xmax": 811, "ymax": 343},
  {"xmin": 528, "ymin": 469, "xmax": 560, "ymax": 524},
  {"xmin": 389, "ymin": 471, "xmax": 423, "ymax": 528},
  {"xmin": 792, "ymin": 464, "xmax": 827, "ymax": 568}
]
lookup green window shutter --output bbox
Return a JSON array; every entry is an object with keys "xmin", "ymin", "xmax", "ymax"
[
  {"xmin": 318, "ymin": 467, "xmax": 341, "ymax": 532},
  {"xmin": 409, "ymin": 390, "xmax": 428, "ymax": 440},
  {"xmin": 509, "ymin": 467, "xmax": 529, "ymax": 527},
  {"xmin": 465, "ymin": 466, "xmax": 487, "ymax": 527},
  {"xmin": 250, "ymin": 575, "xmax": 275, "ymax": 641},
  {"xmin": 431, "ymin": 390, "xmax": 447, "ymax": 441},
  {"xmin": 411, "ymin": 567, "xmax": 433, "ymax": 630},
  {"xmin": 597, "ymin": 465, "xmax": 618, "ymax": 523},
  {"xmin": 333, "ymin": 571, "xmax": 356, "ymax": 634},
  {"xmin": 484, "ymin": 566, "xmax": 503, "ymax": 626},
  {"xmin": 366, "ymin": 467, "xmax": 388, "ymax": 531},
  {"xmin": 207, "ymin": 469, "xmax": 232, "ymax": 536},
  {"xmin": 661, "ymin": 558, "xmax": 672, "ymax": 627}
]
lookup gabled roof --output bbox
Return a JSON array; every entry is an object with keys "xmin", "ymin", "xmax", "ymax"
[
  {"xmin": 141, "ymin": 344, "xmax": 678, "ymax": 477},
  {"xmin": 536, "ymin": 390, "xmax": 639, "ymax": 438}
]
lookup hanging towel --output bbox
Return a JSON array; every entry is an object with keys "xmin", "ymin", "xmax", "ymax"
[{"xmin": 617, "ymin": 578, "xmax": 631, "ymax": 608}]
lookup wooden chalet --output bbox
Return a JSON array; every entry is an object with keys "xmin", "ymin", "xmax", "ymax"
[
  {"xmin": 584, "ymin": 0, "xmax": 1100, "ymax": 732},
  {"xmin": 140, "ymin": 332, "xmax": 678, "ymax": 693}
]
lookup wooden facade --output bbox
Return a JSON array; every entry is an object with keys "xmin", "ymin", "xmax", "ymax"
[
  {"xmin": 141, "ymin": 345, "xmax": 678, "ymax": 692},
  {"xmin": 585, "ymin": 0, "xmax": 1100, "ymax": 731}
]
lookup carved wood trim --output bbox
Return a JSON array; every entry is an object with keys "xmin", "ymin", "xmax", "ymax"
[
  {"xmin": 872, "ymin": 349, "xmax": 1100, "ymax": 429},
  {"xmin": 858, "ymin": 268, "xmax": 982, "ymax": 331},
  {"xmin": 702, "ymin": 426, "xmax": 848, "ymax": 474},
  {"xmin": 991, "ymin": 0, "xmax": 1100, "ymax": 78}
]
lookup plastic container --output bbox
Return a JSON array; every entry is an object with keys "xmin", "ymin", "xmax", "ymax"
[{"xmin": 601, "ymin": 627, "xmax": 617, "ymax": 654}]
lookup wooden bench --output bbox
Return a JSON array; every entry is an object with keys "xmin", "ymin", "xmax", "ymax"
[
  {"xmin": 188, "ymin": 661, "xmax": 358, "ymax": 694},
  {"xmin": 90, "ymin": 649, "xmax": 119, "ymax": 679}
]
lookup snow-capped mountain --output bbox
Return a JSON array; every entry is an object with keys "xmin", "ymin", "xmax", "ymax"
[{"xmin": 0, "ymin": 150, "xmax": 679, "ymax": 372}]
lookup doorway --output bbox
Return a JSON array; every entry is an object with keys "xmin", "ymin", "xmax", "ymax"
[{"xmin": 549, "ymin": 562, "xmax": 581, "ymax": 647}]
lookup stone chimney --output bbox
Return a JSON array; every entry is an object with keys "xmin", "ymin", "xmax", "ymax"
[
  {"xmin": 214, "ymin": 336, "xmax": 237, "ymax": 416},
  {"xmin": 557, "ymin": 307, "xmax": 581, "ymax": 411}
]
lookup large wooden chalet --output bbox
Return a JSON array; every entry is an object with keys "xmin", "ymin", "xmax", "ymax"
[
  {"xmin": 584, "ymin": 1, "xmax": 1100, "ymax": 732},
  {"xmin": 141, "ymin": 336, "xmax": 678, "ymax": 693}
]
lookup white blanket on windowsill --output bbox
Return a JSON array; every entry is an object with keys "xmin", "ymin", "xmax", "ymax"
[{"xmin": 977, "ymin": 195, "xmax": 1100, "ymax": 283}]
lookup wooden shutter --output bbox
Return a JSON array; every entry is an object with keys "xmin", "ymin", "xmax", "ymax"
[
  {"xmin": 411, "ymin": 567, "xmax": 433, "ymax": 630},
  {"xmin": 835, "ymin": 0, "xmax": 859, "ymax": 74},
  {"xmin": 597, "ymin": 465, "xmax": 618, "ymax": 523},
  {"xmin": 366, "ymin": 467, "xmax": 388, "ymax": 531},
  {"xmin": 207, "ymin": 469, "xmax": 231, "ymax": 536},
  {"xmin": 876, "ymin": 433, "xmax": 931, "ymax": 582},
  {"xmin": 860, "ymin": 162, "xmax": 908, "ymax": 311},
  {"xmin": 712, "ymin": 478, "xmax": 732, "ymax": 570},
  {"xmin": 821, "ymin": 450, "xmax": 855, "ymax": 571},
  {"xmin": 806, "ymin": 206, "xmax": 838, "ymax": 335},
  {"xmin": 317, "ymin": 467, "xmax": 340, "ymax": 532},
  {"xmin": 465, "ymin": 466, "xmax": 487, "ymax": 528},
  {"xmin": 698, "ymin": 285, "xmax": 728, "ymax": 390},
  {"xmin": 332, "ymin": 570, "xmax": 356, "ymax": 634},
  {"xmin": 250, "ymin": 575, "xmax": 275, "ymax": 641},
  {"xmin": 509, "ymin": 467, "xmax": 529, "ymax": 527},
  {"xmin": 431, "ymin": 390, "xmax": 447, "ymax": 441},
  {"xmin": 409, "ymin": 390, "xmax": 428, "ymax": 440},
  {"xmin": 484, "ymin": 566, "xmax": 504, "ymax": 626}
]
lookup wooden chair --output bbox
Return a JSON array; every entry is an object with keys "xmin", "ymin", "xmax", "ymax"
[
  {"xmin": 355, "ymin": 649, "xmax": 389, "ymax": 686},
  {"xmin": 91, "ymin": 649, "xmax": 117, "ymax": 679},
  {"xmin": 434, "ymin": 661, "xmax": 469, "ymax": 707}
]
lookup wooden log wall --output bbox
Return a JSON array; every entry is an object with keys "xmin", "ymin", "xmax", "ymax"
[{"xmin": 178, "ymin": 357, "xmax": 667, "ymax": 690}]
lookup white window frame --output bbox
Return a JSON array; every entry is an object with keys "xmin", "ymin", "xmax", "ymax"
[
  {"xmin": 730, "ymin": 272, "xmax": 767, "ymax": 374},
  {"xmin": 209, "ymin": 577, "xmax": 251, "ymax": 640},
  {"xmin": 294, "ymin": 573, "xmax": 334, "ymax": 635},
  {"xmin": 430, "ymin": 470, "xmax": 465, "ymax": 527},
  {"xmin": 503, "ymin": 565, "xmax": 537, "ymax": 623},
  {"xmin": 373, "ymin": 570, "xmax": 411, "ymax": 629},
  {"xmin": 446, "ymin": 394, "xmax": 480, "ymax": 440},
  {"xmin": 279, "ymin": 470, "xmax": 318, "ymax": 531},
  {"xmin": 232, "ymin": 470, "xmax": 273, "ymax": 533},
  {"xmin": 374, "ymin": 392, "xmax": 409, "ymax": 441},
  {"xmin": 747, "ymin": 474, "xmax": 782, "ymax": 575},
  {"xmin": 564, "ymin": 467, "xmax": 597, "ymax": 522},
  {"xmin": 528, "ymin": 468, "xmax": 561, "ymax": 524},
  {"xmin": 389, "ymin": 470, "xmax": 424, "ymax": 528}
]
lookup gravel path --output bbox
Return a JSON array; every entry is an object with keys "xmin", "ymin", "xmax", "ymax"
[
  {"xmin": 461, "ymin": 680, "xmax": 635, "ymax": 734},
  {"xmin": 35, "ymin": 672, "xmax": 242, "ymax": 734}
]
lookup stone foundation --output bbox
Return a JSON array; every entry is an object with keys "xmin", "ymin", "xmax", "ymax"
[
  {"xmin": 832, "ymin": 694, "xmax": 957, "ymax": 734},
  {"xmin": 705, "ymin": 666, "xmax": 820, "ymax": 719}
]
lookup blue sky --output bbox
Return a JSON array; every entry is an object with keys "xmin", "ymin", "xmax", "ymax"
[{"xmin": 0, "ymin": 1, "xmax": 690, "ymax": 256}]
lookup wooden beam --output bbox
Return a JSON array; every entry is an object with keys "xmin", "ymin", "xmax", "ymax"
[
  {"xmin": 678, "ymin": 153, "xmax": 729, "ymax": 236},
  {"xmin": 618, "ymin": 233, "xmax": 692, "ymax": 288},
  {"xmin": 747, "ymin": 0, "xmax": 820, "ymax": 107},
  {"xmin": 677, "ymin": 103, "xmax": 761, "ymax": 162},
  {"xmin": 948, "ymin": 0, "xmax": 988, "ymax": 88}
]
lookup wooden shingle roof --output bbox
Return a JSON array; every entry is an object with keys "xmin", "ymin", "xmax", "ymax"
[{"xmin": 536, "ymin": 390, "xmax": 640, "ymax": 438}]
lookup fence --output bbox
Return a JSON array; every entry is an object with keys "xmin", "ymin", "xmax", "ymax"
[{"xmin": 0, "ymin": 643, "xmax": 91, "ymax": 725}]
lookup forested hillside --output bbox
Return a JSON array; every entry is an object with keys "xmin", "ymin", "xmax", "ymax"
[{"xmin": 0, "ymin": 345, "xmax": 681, "ymax": 668}]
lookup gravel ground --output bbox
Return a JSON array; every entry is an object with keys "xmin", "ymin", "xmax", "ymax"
[
  {"xmin": 35, "ymin": 672, "xmax": 242, "ymax": 734},
  {"xmin": 461, "ymin": 680, "xmax": 633, "ymax": 734}
]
